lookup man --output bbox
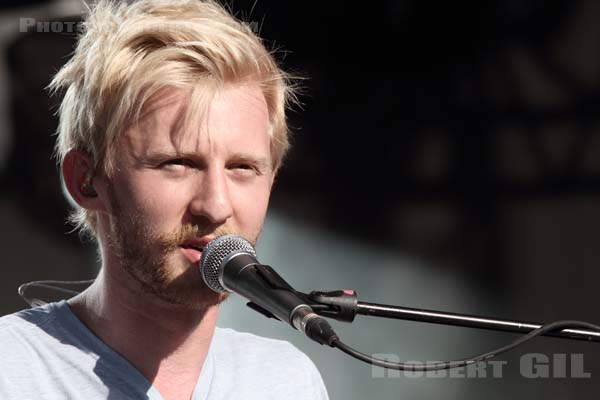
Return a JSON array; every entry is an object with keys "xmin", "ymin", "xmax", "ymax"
[{"xmin": 0, "ymin": 0, "xmax": 328, "ymax": 398}]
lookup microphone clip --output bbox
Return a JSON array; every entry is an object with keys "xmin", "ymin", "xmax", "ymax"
[
  {"xmin": 241, "ymin": 263, "xmax": 358, "ymax": 325},
  {"xmin": 308, "ymin": 290, "xmax": 358, "ymax": 323},
  {"xmin": 243, "ymin": 264, "xmax": 314, "ymax": 322}
]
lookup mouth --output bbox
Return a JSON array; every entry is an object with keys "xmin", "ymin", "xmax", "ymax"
[
  {"xmin": 182, "ymin": 244, "xmax": 204, "ymax": 252},
  {"xmin": 180, "ymin": 236, "xmax": 214, "ymax": 265},
  {"xmin": 180, "ymin": 244, "xmax": 205, "ymax": 264}
]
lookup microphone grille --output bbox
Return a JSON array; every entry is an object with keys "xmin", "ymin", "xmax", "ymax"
[{"xmin": 200, "ymin": 235, "xmax": 256, "ymax": 293}]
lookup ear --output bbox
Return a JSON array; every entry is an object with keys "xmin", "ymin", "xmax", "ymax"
[{"xmin": 61, "ymin": 149, "xmax": 107, "ymax": 213}]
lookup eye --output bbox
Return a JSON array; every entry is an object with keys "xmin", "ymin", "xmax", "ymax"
[
  {"xmin": 229, "ymin": 163, "xmax": 259, "ymax": 177},
  {"xmin": 167, "ymin": 158, "xmax": 189, "ymax": 166},
  {"xmin": 160, "ymin": 158, "xmax": 195, "ymax": 171}
]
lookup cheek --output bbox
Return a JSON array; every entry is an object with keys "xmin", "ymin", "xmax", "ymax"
[
  {"xmin": 111, "ymin": 172, "xmax": 187, "ymax": 222},
  {"xmin": 231, "ymin": 180, "xmax": 272, "ymax": 232}
]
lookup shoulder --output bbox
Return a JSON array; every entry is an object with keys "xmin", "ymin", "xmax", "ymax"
[
  {"xmin": 0, "ymin": 301, "xmax": 91, "ymax": 370},
  {"xmin": 0, "ymin": 302, "xmax": 70, "ymax": 366},
  {"xmin": 0, "ymin": 303, "xmax": 64, "ymax": 383},
  {"xmin": 210, "ymin": 327, "xmax": 329, "ymax": 399},
  {"xmin": 0, "ymin": 302, "xmax": 60, "ymax": 344}
]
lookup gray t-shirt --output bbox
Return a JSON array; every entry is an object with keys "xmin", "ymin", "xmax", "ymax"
[{"xmin": 0, "ymin": 301, "xmax": 329, "ymax": 399}]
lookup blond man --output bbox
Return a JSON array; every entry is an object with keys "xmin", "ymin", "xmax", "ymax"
[{"xmin": 0, "ymin": 1, "xmax": 328, "ymax": 398}]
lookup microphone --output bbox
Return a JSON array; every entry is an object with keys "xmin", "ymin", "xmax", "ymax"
[{"xmin": 200, "ymin": 235, "xmax": 338, "ymax": 346}]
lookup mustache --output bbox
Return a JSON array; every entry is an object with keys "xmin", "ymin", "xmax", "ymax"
[{"xmin": 157, "ymin": 224, "xmax": 237, "ymax": 249}]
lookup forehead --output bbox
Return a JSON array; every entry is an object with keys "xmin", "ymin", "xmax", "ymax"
[{"xmin": 120, "ymin": 84, "xmax": 271, "ymax": 160}]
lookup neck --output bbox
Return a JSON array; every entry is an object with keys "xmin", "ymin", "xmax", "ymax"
[{"xmin": 68, "ymin": 267, "xmax": 217, "ymax": 397}]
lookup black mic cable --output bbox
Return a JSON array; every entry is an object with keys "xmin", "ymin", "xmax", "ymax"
[{"xmin": 331, "ymin": 320, "xmax": 600, "ymax": 371}]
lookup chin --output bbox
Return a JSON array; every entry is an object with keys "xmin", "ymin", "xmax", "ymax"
[
  {"xmin": 153, "ymin": 288, "xmax": 228, "ymax": 310},
  {"xmin": 148, "ymin": 263, "xmax": 227, "ymax": 309}
]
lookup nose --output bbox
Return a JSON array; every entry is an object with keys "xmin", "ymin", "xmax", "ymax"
[{"xmin": 189, "ymin": 167, "xmax": 233, "ymax": 225}]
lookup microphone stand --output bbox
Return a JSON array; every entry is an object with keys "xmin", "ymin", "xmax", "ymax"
[{"xmin": 307, "ymin": 290, "xmax": 600, "ymax": 343}]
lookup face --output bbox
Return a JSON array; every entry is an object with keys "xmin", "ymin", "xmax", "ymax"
[{"xmin": 102, "ymin": 84, "xmax": 274, "ymax": 309}]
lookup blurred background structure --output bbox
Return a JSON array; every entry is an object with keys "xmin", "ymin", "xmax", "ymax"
[{"xmin": 0, "ymin": 0, "xmax": 599, "ymax": 399}]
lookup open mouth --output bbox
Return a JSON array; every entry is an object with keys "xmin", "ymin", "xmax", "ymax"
[
  {"xmin": 181, "ymin": 244, "xmax": 204, "ymax": 252},
  {"xmin": 180, "ymin": 244, "xmax": 205, "ymax": 264},
  {"xmin": 180, "ymin": 237, "xmax": 213, "ymax": 264}
]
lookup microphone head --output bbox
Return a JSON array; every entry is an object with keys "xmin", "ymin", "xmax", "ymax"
[{"xmin": 200, "ymin": 234, "xmax": 257, "ymax": 293}]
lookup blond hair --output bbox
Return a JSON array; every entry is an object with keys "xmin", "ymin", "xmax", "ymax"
[{"xmin": 49, "ymin": 0, "xmax": 295, "ymax": 238}]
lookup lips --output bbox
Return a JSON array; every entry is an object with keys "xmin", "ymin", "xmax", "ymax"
[
  {"xmin": 181, "ymin": 237, "xmax": 212, "ymax": 251},
  {"xmin": 180, "ymin": 237, "xmax": 213, "ymax": 264},
  {"xmin": 180, "ymin": 246, "xmax": 203, "ymax": 264},
  {"xmin": 182, "ymin": 243, "xmax": 204, "ymax": 251}
]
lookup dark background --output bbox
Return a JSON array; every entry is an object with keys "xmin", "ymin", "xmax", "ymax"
[{"xmin": 0, "ymin": 1, "xmax": 599, "ymax": 399}]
